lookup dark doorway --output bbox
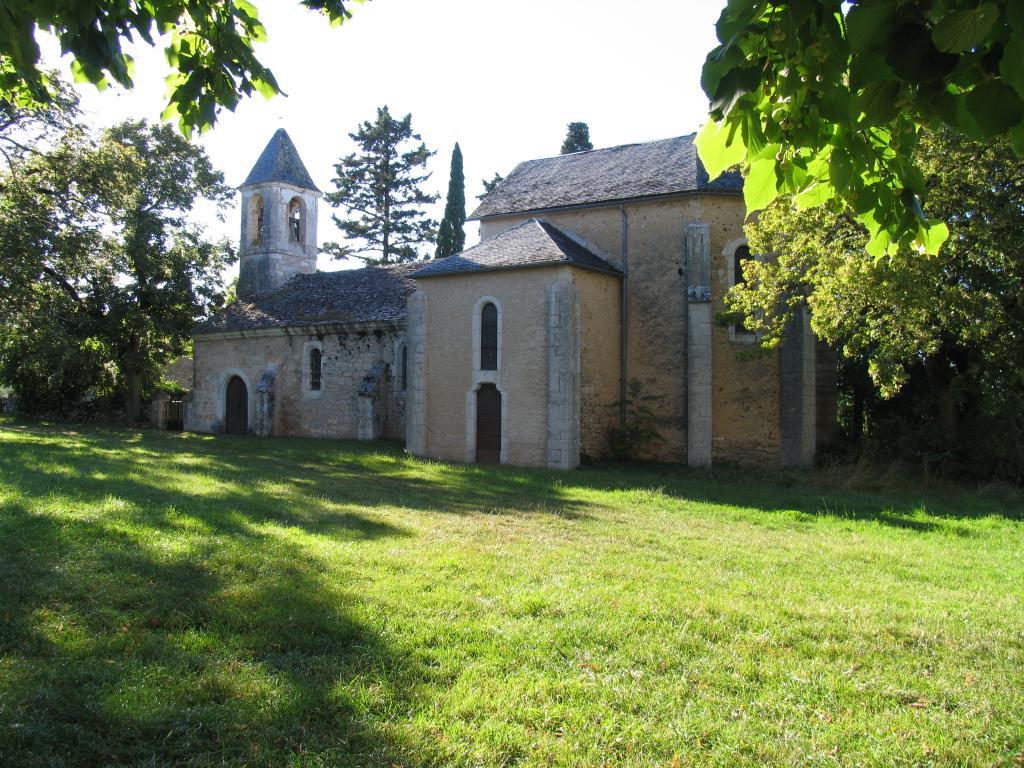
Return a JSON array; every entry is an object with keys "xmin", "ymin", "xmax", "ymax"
[
  {"xmin": 167, "ymin": 399, "xmax": 184, "ymax": 431},
  {"xmin": 476, "ymin": 384, "xmax": 501, "ymax": 464},
  {"xmin": 225, "ymin": 376, "xmax": 248, "ymax": 435}
]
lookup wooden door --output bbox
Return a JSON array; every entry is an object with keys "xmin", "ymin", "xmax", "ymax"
[
  {"xmin": 225, "ymin": 376, "xmax": 248, "ymax": 435},
  {"xmin": 476, "ymin": 384, "xmax": 501, "ymax": 464}
]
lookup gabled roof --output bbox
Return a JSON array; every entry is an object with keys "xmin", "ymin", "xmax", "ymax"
[
  {"xmin": 470, "ymin": 134, "xmax": 742, "ymax": 219},
  {"xmin": 195, "ymin": 264, "xmax": 418, "ymax": 334},
  {"xmin": 241, "ymin": 128, "xmax": 320, "ymax": 192},
  {"xmin": 410, "ymin": 219, "xmax": 621, "ymax": 279}
]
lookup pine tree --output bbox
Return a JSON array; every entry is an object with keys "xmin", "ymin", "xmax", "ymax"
[
  {"xmin": 324, "ymin": 106, "xmax": 437, "ymax": 265},
  {"xmin": 477, "ymin": 172, "xmax": 504, "ymax": 201},
  {"xmin": 560, "ymin": 122, "xmax": 593, "ymax": 154},
  {"xmin": 435, "ymin": 142, "xmax": 466, "ymax": 258}
]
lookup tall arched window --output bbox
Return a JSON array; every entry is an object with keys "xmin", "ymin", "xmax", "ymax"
[
  {"xmin": 288, "ymin": 197, "xmax": 304, "ymax": 243},
  {"xmin": 309, "ymin": 348, "xmax": 322, "ymax": 390},
  {"xmin": 480, "ymin": 302, "xmax": 498, "ymax": 370},
  {"xmin": 248, "ymin": 194, "xmax": 264, "ymax": 245},
  {"xmin": 733, "ymin": 245, "xmax": 751, "ymax": 334}
]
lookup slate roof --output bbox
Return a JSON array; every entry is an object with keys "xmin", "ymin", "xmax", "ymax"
[
  {"xmin": 195, "ymin": 264, "xmax": 418, "ymax": 334},
  {"xmin": 411, "ymin": 219, "xmax": 621, "ymax": 279},
  {"xmin": 470, "ymin": 134, "xmax": 742, "ymax": 219},
  {"xmin": 241, "ymin": 128, "xmax": 320, "ymax": 192}
]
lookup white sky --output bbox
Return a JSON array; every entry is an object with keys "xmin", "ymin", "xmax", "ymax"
[{"xmin": 40, "ymin": 0, "xmax": 723, "ymax": 273}]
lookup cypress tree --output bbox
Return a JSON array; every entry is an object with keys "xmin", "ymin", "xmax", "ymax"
[
  {"xmin": 435, "ymin": 218, "xmax": 455, "ymax": 260},
  {"xmin": 560, "ymin": 122, "xmax": 593, "ymax": 154},
  {"xmin": 435, "ymin": 142, "xmax": 465, "ymax": 258}
]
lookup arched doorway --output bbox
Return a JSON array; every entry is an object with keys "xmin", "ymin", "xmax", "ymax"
[
  {"xmin": 476, "ymin": 384, "xmax": 501, "ymax": 464},
  {"xmin": 225, "ymin": 376, "xmax": 248, "ymax": 435}
]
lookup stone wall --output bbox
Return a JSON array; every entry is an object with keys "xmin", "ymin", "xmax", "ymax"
[
  {"xmin": 480, "ymin": 193, "xmax": 787, "ymax": 465},
  {"xmin": 163, "ymin": 357, "xmax": 194, "ymax": 390},
  {"xmin": 237, "ymin": 182, "xmax": 320, "ymax": 300},
  {"xmin": 187, "ymin": 322, "xmax": 406, "ymax": 440},
  {"xmin": 413, "ymin": 267, "xmax": 572, "ymax": 467},
  {"xmin": 573, "ymin": 268, "xmax": 621, "ymax": 460}
]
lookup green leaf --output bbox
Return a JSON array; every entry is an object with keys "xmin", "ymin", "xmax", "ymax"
[
  {"xmin": 829, "ymin": 148, "xmax": 853, "ymax": 192},
  {"xmin": 932, "ymin": 3, "xmax": 999, "ymax": 53},
  {"xmin": 709, "ymin": 66, "xmax": 761, "ymax": 118},
  {"xmin": 865, "ymin": 226, "xmax": 893, "ymax": 261},
  {"xmin": 743, "ymin": 157, "xmax": 781, "ymax": 212},
  {"xmin": 253, "ymin": 76, "xmax": 277, "ymax": 100},
  {"xmin": 914, "ymin": 220, "xmax": 949, "ymax": 255},
  {"xmin": 1009, "ymin": 121, "xmax": 1024, "ymax": 153},
  {"xmin": 796, "ymin": 181, "xmax": 835, "ymax": 209},
  {"xmin": 846, "ymin": 2, "xmax": 893, "ymax": 52},
  {"xmin": 1010, "ymin": 0, "xmax": 1024, "ymax": 31},
  {"xmin": 1001, "ymin": 33, "xmax": 1024, "ymax": 100},
  {"xmin": 854, "ymin": 80, "xmax": 900, "ymax": 125},
  {"xmin": 696, "ymin": 119, "xmax": 746, "ymax": 180},
  {"xmin": 887, "ymin": 23, "xmax": 958, "ymax": 83},
  {"xmin": 966, "ymin": 81, "xmax": 1024, "ymax": 137},
  {"xmin": 236, "ymin": 0, "xmax": 260, "ymax": 17}
]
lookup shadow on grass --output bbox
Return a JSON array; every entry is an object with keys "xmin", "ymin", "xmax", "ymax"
[
  {"xmin": 0, "ymin": 420, "xmax": 1020, "ymax": 765},
  {"xmin": 2, "ymin": 419, "xmax": 1020, "ymax": 535},
  {"xmin": 0, "ymin": 435, "xmax": 433, "ymax": 765}
]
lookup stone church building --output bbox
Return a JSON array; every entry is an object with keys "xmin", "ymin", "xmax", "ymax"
[{"xmin": 186, "ymin": 129, "xmax": 834, "ymax": 468}]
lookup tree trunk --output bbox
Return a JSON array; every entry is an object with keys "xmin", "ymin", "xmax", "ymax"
[{"xmin": 126, "ymin": 368, "xmax": 143, "ymax": 424}]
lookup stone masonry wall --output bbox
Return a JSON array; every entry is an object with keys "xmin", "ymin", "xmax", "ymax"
[
  {"xmin": 238, "ymin": 182, "xmax": 320, "ymax": 300},
  {"xmin": 188, "ymin": 324, "xmax": 406, "ymax": 440},
  {"xmin": 414, "ymin": 268, "xmax": 567, "ymax": 467},
  {"xmin": 573, "ymin": 268, "xmax": 621, "ymax": 460},
  {"xmin": 481, "ymin": 194, "xmax": 784, "ymax": 465}
]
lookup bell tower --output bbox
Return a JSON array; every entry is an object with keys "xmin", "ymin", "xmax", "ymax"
[{"xmin": 237, "ymin": 129, "xmax": 321, "ymax": 301}]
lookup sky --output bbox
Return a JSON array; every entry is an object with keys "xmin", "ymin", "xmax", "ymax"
[{"xmin": 39, "ymin": 0, "xmax": 725, "ymax": 272}]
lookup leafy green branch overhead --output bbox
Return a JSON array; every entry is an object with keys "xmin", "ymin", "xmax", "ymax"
[
  {"xmin": 697, "ymin": 0, "xmax": 1024, "ymax": 258},
  {"xmin": 0, "ymin": 0, "xmax": 362, "ymax": 135}
]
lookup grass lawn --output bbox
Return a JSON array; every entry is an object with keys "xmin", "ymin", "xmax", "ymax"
[{"xmin": 0, "ymin": 418, "xmax": 1022, "ymax": 767}]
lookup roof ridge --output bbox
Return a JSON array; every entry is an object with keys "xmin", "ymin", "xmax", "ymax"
[
  {"xmin": 410, "ymin": 218, "xmax": 621, "ymax": 279},
  {"xmin": 514, "ymin": 133, "xmax": 699, "ymax": 165},
  {"xmin": 535, "ymin": 219, "xmax": 617, "ymax": 269},
  {"xmin": 470, "ymin": 133, "xmax": 740, "ymax": 220}
]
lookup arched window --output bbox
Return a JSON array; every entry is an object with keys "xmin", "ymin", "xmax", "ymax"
[
  {"xmin": 249, "ymin": 194, "xmax": 264, "ymax": 245},
  {"xmin": 309, "ymin": 348, "xmax": 322, "ymax": 390},
  {"xmin": 288, "ymin": 197, "xmax": 304, "ymax": 243},
  {"xmin": 480, "ymin": 302, "xmax": 498, "ymax": 370}
]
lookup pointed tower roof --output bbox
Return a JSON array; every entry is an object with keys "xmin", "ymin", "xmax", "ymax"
[{"xmin": 241, "ymin": 128, "xmax": 320, "ymax": 192}]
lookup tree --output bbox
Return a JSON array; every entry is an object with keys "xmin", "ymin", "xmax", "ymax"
[
  {"xmin": 0, "ymin": 73, "xmax": 79, "ymax": 167},
  {"xmin": 324, "ymin": 106, "xmax": 438, "ymax": 266},
  {"xmin": 435, "ymin": 142, "xmax": 465, "ymax": 258},
  {"xmin": 0, "ymin": 1, "xmax": 359, "ymax": 135},
  {"xmin": 727, "ymin": 129, "xmax": 1024, "ymax": 479},
  {"xmin": 698, "ymin": 0, "xmax": 1024, "ymax": 259},
  {"xmin": 478, "ymin": 172, "xmax": 503, "ymax": 201},
  {"xmin": 0, "ymin": 119, "xmax": 233, "ymax": 420},
  {"xmin": 560, "ymin": 122, "xmax": 593, "ymax": 154}
]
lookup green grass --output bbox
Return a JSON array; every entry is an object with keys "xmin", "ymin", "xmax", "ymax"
[{"xmin": 0, "ymin": 417, "xmax": 1022, "ymax": 767}]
